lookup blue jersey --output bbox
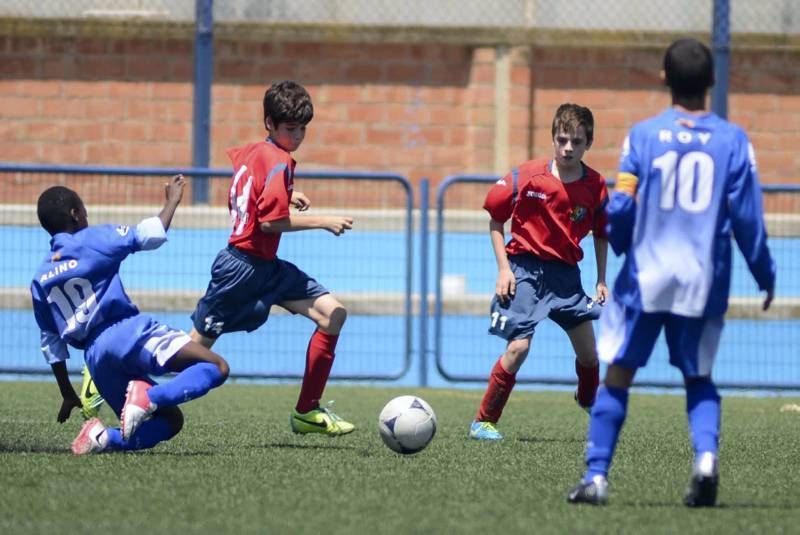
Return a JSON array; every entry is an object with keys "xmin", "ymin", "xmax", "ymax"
[
  {"xmin": 608, "ymin": 107, "xmax": 775, "ymax": 317},
  {"xmin": 31, "ymin": 218, "xmax": 167, "ymax": 360}
]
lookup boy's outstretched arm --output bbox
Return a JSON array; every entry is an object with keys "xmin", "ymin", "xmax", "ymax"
[
  {"xmin": 158, "ymin": 174, "xmax": 186, "ymax": 231},
  {"xmin": 260, "ymin": 214, "xmax": 353, "ymax": 236},
  {"xmin": 135, "ymin": 174, "xmax": 186, "ymax": 251}
]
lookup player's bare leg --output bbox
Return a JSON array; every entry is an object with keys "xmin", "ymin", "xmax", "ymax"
[
  {"xmin": 499, "ymin": 337, "xmax": 530, "ymax": 374},
  {"xmin": 281, "ymin": 294, "xmax": 353, "ymax": 435},
  {"xmin": 189, "ymin": 327, "xmax": 218, "ymax": 349},
  {"xmin": 566, "ymin": 321, "xmax": 600, "ymax": 410}
]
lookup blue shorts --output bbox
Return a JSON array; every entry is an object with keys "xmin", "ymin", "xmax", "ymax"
[
  {"xmin": 191, "ymin": 245, "xmax": 328, "ymax": 338},
  {"xmin": 597, "ymin": 295, "xmax": 724, "ymax": 378},
  {"xmin": 488, "ymin": 254, "xmax": 600, "ymax": 341},
  {"xmin": 84, "ymin": 314, "xmax": 191, "ymax": 416}
]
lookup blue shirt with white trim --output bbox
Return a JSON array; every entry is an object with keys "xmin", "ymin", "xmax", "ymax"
[{"xmin": 608, "ymin": 107, "xmax": 776, "ymax": 317}]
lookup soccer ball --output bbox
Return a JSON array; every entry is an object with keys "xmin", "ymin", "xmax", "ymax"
[{"xmin": 378, "ymin": 395, "xmax": 437, "ymax": 454}]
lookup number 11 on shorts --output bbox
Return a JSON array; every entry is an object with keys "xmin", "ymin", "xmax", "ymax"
[{"xmin": 490, "ymin": 311, "xmax": 508, "ymax": 331}]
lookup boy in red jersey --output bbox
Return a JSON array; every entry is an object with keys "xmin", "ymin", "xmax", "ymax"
[
  {"xmin": 469, "ymin": 103, "xmax": 609, "ymax": 441},
  {"xmin": 190, "ymin": 80, "xmax": 355, "ymax": 435}
]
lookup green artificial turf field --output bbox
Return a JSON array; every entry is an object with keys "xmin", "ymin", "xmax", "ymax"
[{"xmin": 1, "ymin": 381, "xmax": 798, "ymax": 534}]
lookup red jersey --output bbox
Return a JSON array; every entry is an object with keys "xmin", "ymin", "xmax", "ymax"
[
  {"xmin": 483, "ymin": 159, "xmax": 608, "ymax": 265},
  {"xmin": 226, "ymin": 140, "xmax": 296, "ymax": 260}
]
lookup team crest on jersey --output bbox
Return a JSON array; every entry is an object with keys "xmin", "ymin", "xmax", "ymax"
[
  {"xmin": 569, "ymin": 205, "xmax": 587, "ymax": 222},
  {"xmin": 116, "ymin": 225, "xmax": 130, "ymax": 236}
]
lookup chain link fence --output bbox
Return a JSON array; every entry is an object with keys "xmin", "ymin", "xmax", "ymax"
[{"xmin": 0, "ymin": 1, "xmax": 797, "ymax": 35}]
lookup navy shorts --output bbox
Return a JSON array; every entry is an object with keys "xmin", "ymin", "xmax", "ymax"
[
  {"xmin": 488, "ymin": 254, "xmax": 600, "ymax": 341},
  {"xmin": 191, "ymin": 245, "xmax": 329, "ymax": 338}
]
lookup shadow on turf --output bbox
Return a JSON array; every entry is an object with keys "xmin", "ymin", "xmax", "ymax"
[
  {"xmin": 619, "ymin": 501, "xmax": 796, "ymax": 510},
  {"xmin": 0, "ymin": 443, "xmax": 66, "ymax": 454},
  {"xmin": 517, "ymin": 435, "xmax": 583, "ymax": 444},
  {"xmin": 257, "ymin": 441, "xmax": 357, "ymax": 451}
]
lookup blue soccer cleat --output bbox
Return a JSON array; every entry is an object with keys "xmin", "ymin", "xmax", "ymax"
[{"xmin": 469, "ymin": 420, "xmax": 503, "ymax": 441}]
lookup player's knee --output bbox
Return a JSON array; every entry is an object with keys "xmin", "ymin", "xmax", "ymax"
[
  {"xmin": 505, "ymin": 338, "xmax": 530, "ymax": 363},
  {"xmin": 320, "ymin": 305, "xmax": 347, "ymax": 333},
  {"xmin": 216, "ymin": 357, "xmax": 230, "ymax": 383}
]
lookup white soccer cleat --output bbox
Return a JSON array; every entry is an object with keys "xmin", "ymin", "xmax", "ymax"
[
  {"xmin": 71, "ymin": 417, "xmax": 108, "ymax": 455},
  {"xmin": 120, "ymin": 380, "xmax": 157, "ymax": 441}
]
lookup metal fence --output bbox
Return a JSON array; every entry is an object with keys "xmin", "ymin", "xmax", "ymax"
[
  {"xmin": 0, "ymin": 163, "xmax": 414, "ymax": 380},
  {"xmin": 1, "ymin": 0, "xmax": 797, "ymax": 36},
  {"xmin": 3, "ymin": 164, "xmax": 799, "ymax": 389},
  {"xmin": 434, "ymin": 175, "xmax": 800, "ymax": 390}
]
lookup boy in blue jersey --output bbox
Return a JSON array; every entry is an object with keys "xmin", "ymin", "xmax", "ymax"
[
  {"xmin": 567, "ymin": 38, "xmax": 776, "ymax": 506},
  {"xmin": 31, "ymin": 176, "xmax": 230, "ymax": 454}
]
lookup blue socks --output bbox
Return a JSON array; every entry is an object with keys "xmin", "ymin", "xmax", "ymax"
[
  {"xmin": 105, "ymin": 418, "xmax": 178, "ymax": 451},
  {"xmin": 585, "ymin": 386, "xmax": 629, "ymax": 480},
  {"xmin": 583, "ymin": 379, "xmax": 720, "ymax": 481},
  {"xmin": 685, "ymin": 378, "xmax": 720, "ymax": 456},
  {"xmin": 147, "ymin": 362, "xmax": 226, "ymax": 407}
]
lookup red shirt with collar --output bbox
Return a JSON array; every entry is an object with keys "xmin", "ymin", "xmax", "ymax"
[
  {"xmin": 483, "ymin": 158, "xmax": 608, "ymax": 265},
  {"xmin": 226, "ymin": 139, "xmax": 296, "ymax": 260}
]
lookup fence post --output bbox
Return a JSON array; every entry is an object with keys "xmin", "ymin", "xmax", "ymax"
[
  {"xmin": 419, "ymin": 178, "xmax": 429, "ymax": 387},
  {"xmin": 192, "ymin": 0, "xmax": 214, "ymax": 204},
  {"xmin": 711, "ymin": 0, "xmax": 730, "ymax": 119}
]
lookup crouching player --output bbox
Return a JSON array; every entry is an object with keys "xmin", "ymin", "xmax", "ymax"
[{"xmin": 31, "ymin": 176, "xmax": 230, "ymax": 454}]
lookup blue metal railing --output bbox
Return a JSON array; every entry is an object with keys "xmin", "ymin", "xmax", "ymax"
[{"xmin": 0, "ymin": 163, "xmax": 415, "ymax": 382}]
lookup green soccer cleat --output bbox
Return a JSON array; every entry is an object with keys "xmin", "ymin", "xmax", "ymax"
[
  {"xmin": 290, "ymin": 401, "xmax": 355, "ymax": 436},
  {"xmin": 79, "ymin": 365, "xmax": 105, "ymax": 420}
]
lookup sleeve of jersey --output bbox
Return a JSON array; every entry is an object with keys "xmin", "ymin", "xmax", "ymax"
[
  {"xmin": 606, "ymin": 133, "xmax": 639, "ymax": 256},
  {"xmin": 256, "ymin": 163, "xmax": 291, "ymax": 224},
  {"xmin": 134, "ymin": 216, "xmax": 167, "ymax": 251},
  {"xmin": 31, "ymin": 284, "xmax": 69, "ymax": 364},
  {"xmin": 727, "ymin": 137, "xmax": 776, "ymax": 291},
  {"xmin": 606, "ymin": 192, "xmax": 636, "ymax": 256},
  {"xmin": 40, "ymin": 329, "xmax": 69, "ymax": 364},
  {"xmin": 482, "ymin": 172, "xmax": 515, "ymax": 223},
  {"xmin": 86, "ymin": 225, "xmax": 138, "ymax": 260}
]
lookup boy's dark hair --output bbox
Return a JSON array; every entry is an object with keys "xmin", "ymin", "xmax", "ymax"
[
  {"xmin": 552, "ymin": 103, "xmax": 594, "ymax": 145},
  {"xmin": 263, "ymin": 80, "xmax": 314, "ymax": 129},
  {"xmin": 663, "ymin": 38, "xmax": 714, "ymax": 98},
  {"xmin": 37, "ymin": 186, "xmax": 83, "ymax": 236}
]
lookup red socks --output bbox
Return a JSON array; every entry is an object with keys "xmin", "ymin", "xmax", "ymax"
[
  {"xmin": 475, "ymin": 357, "xmax": 517, "ymax": 422},
  {"xmin": 575, "ymin": 359, "xmax": 599, "ymax": 407},
  {"xmin": 296, "ymin": 329, "xmax": 339, "ymax": 414}
]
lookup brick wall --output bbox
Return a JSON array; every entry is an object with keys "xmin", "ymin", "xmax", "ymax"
[{"xmin": 1, "ymin": 30, "xmax": 799, "ymax": 196}]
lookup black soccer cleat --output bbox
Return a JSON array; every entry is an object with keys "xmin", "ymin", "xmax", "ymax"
[
  {"xmin": 567, "ymin": 475, "xmax": 609, "ymax": 505},
  {"xmin": 684, "ymin": 452, "xmax": 719, "ymax": 507},
  {"xmin": 683, "ymin": 473, "xmax": 718, "ymax": 507}
]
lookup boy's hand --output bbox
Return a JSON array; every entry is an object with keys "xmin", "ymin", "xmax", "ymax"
[
  {"xmin": 57, "ymin": 391, "xmax": 82, "ymax": 423},
  {"xmin": 324, "ymin": 216, "xmax": 353, "ymax": 236},
  {"xmin": 495, "ymin": 268, "xmax": 516, "ymax": 304},
  {"xmin": 165, "ymin": 174, "xmax": 186, "ymax": 205},
  {"xmin": 595, "ymin": 281, "xmax": 609, "ymax": 305},
  {"xmin": 291, "ymin": 191, "xmax": 310, "ymax": 211}
]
